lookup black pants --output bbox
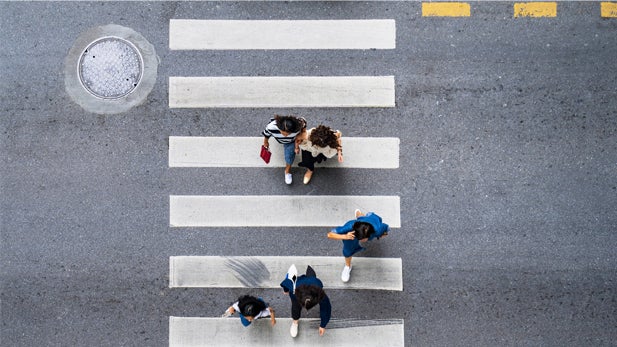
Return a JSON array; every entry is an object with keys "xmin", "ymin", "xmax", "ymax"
[
  {"xmin": 298, "ymin": 151, "xmax": 327, "ymax": 171},
  {"xmin": 291, "ymin": 266, "xmax": 316, "ymax": 320}
]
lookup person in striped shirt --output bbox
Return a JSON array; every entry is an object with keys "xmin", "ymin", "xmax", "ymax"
[{"xmin": 262, "ymin": 115, "xmax": 306, "ymax": 184}]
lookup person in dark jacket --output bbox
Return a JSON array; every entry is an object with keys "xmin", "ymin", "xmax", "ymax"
[
  {"xmin": 280, "ymin": 265, "xmax": 331, "ymax": 337},
  {"xmin": 327, "ymin": 209, "xmax": 390, "ymax": 282}
]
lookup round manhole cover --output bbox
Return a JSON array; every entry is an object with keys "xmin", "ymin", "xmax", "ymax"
[{"xmin": 78, "ymin": 37, "xmax": 143, "ymax": 99}]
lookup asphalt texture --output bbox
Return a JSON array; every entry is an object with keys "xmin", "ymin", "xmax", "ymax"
[{"xmin": 1, "ymin": 1, "xmax": 616, "ymax": 346}]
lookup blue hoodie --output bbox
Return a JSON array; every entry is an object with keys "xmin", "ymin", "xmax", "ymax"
[{"xmin": 332, "ymin": 212, "xmax": 390, "ymax": 257}]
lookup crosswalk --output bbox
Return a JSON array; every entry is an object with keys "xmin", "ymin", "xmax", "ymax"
[
  {"xmin": 169, "ymin": 19, "xmax": 396, "ymax": 50},
  {"xmin": 169, "ymin": 76, "xmax": 395, "ymax": 108},
  {"xmin": 170, "ymin": 317, "xmax": 404, "ymax": 347},
  {"xmin": 170, "ymin": 256, "xmax": 403, "ymax": 291},
  {"xmin": 170, "ymin": 195, "xmax": 401, "ymax": 228},
  {"xmin": 167, "ymin": 17, "xmax": 403, "ymax": 347},
  {"xmin": 169, "ymin": 136, "xmax": 400, "ymax": 168}
]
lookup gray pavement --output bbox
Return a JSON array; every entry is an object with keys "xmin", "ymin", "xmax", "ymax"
[{"xmin": 1, "ymin": 1, "xmax": 616, "ymax": 346}]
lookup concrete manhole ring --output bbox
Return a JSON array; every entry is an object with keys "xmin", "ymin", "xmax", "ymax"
[{"xmin": 65, "ymin": 24, "xmax": 158, "ymax": 114}]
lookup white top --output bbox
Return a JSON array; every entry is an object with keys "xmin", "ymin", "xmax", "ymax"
[
  {"xmin": 232, "ymin": 302, "xmax": 272, "ymax": 319},
  {"xmin": 298, "ymin": 128, "xmax": 340, "ymax": 158}
]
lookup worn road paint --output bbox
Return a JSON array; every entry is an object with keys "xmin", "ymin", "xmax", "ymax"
[
  {"xmin": 169, "ymin": 256, "xmax": 403, "ymax": 291},
  {"xmin": 169, "ymin": 317, "xmax": 405, "ymax": 346},
  {"xmin": 601, "ymin": 2, "xmax": 617, "ymax": 17},
  {"xmin": 422, "ymin": 2, "xmax": 471, "ymax": 17},
  {"xmin": 514, "ymin": 2, "xmax": 557, "ymax": 17}
]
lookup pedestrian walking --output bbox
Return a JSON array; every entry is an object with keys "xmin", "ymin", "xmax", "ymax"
[
  {"xmin": 262, "ymin": 115, "xmax": 307, "ymax": 184},
  {"xmin": 280, "ymin": 264, "xmax": 331, "ymax": 337},
  {"xmin": 222, "ymin": 295, "xmax": 276, "ymax": 327},
  {"xmin": 296, "ymin": 125, "xmax": 343, "ymax": 184},
  {"xmin": 327, "ymin": 209, "xmax": 390, "ymax": 282}
]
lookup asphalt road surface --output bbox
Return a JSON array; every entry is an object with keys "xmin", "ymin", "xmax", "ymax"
[{"xmin": 1, "ymin": 1, "xmax": 616, "ymax": 346}]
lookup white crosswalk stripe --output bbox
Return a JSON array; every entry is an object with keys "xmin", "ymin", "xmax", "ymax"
[
  {"xmin": 168, "ymin": 136, "xmax": 400, "ymax": 168},
  {"xmin": 167, "ymin": 16, "xmax": 403, "ymax": 346},
  {"xmin": 169, "ymin": 317, "xmax": 404, "ymax": 347},
  {"xmin": 169, "ymin": 76, "xmax": 395, "ymax": 108},
  {"xmin": 169, "ymin": 19, "xmax": 396, "ymax": 50},
  {"xmin": 170, "ymin": 256, "xmax": 403, "ymax": 291},
  {"xmin": 169, "ymin": 195, "xmax": 401, "ymax": 228}
]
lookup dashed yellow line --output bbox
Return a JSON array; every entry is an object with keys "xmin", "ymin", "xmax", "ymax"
[
  {"xmin": 601, "ymin": 2, "xmax": 617, "ymax": 18},
  {"xmin": 514, "ymin": 2, "xmax": 557, "ymax": 18},
  {"xmin": 422, "ymin": 2, "xmax": 471, "ymax": 17}
]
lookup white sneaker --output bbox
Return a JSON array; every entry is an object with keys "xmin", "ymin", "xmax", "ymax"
[
  {"xmin": 290, "ymin": 321, "xmax": 298, "ymax": 337},
  {"xmin": 341, "ymin": 265, "xmax": 352, "ymax": 282},
  {"xmin": 285, "ymin": 173, "xmax": 292, "ymax": 184},
  {"xmin": 286, "ymin": 264, "xmax": 298, "ymax": 294}
]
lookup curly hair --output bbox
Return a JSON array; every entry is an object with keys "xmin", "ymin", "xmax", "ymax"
[{"xmin": 309, "ymin": 125, "xmax": 340, "ymax": 149}]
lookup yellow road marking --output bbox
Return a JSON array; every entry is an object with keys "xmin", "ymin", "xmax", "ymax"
[
  {"xmin": 601, "ymin": 2, "xmax": 617, "ymax": 17},
  {"xmin": 422, "ymin": 2, "xmax": 471, "ymax": 17},
  {"xmin": 514, "ymin": 2, "xmax": 557, "ymax": 18}
]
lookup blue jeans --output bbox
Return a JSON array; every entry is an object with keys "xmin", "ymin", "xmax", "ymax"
[{"xmin": 283, "ymin": 142, "xmax": 296, "ymax": 165}]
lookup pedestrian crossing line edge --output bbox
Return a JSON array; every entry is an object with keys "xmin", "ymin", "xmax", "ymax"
[
  {"xmin": 168, "ymin": 76, "xmax": 396, "ymax": 108},
  {"xmin": 169, "ymin": 317, "xmax": 404, "ymax": 347},
  {"xmin": 168, "ymin": 136, "xmax": 400, "ymax": 169},
  {"xmin": 169, "ymin": 256, "xmax": 403, "ymax": 291},
  {"xmin": 169, "ymin": 195, "xmax": 401, "ymax": 228},
  {"xmin": 169, "ymin": 19, "xmax": 396, "ymax": 50}
]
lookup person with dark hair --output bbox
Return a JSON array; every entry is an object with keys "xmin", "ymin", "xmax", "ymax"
[
  {"xmin": 280, "ymin": 265, "xmax": 331, "ymax": 337},
  {"xmin": 222, "ymin": 295, "xmax": 276, "ymax": 327},
  {"xmin": 262, "ymin": 115, "xmax": 307, "ymax": 184},
  {"xmin": 327, "ymin": 209, "xmax": 390, "ymax": 282},
  {"xmin": 296, "ymin": 125, "xmax": 343, "ymax": 184}
]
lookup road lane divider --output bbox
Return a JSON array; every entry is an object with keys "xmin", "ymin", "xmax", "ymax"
[
  {"xmin": 169, "ymin": 195, "xmax": 401, "ymax": 228},
  {"xmin": 422, "ymin": 2, "xmax": 471, "ymax": 17},
  {"xmin": 168, "ymin": 76, "xmax": 395, "ymax": 108},
  {"xmin": 514, "ymin": 2, "xmax": 557, "ymax": 18},
  {"xmin": 170, "ymin": 256, "xmax": 403, "ymax": 290},
  {"xmin": 168, "ymin": 136, "xmax": 399, "ymax": 169},
  {"xmin": 601, "ymin": 2, "xmax": 617, "ymax": 17}
]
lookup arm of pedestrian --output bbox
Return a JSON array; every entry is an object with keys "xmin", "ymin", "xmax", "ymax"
[
  {"xmin": 327, "ymin": 231, "xmax": 355, "ymax": 240},
  {"xmin": 269, "ymin": 308, "xmax": 276, "ymax": 326},
  {"xmin": 222, "ymin": 306, "xmax": 234, "ymax": 317}
]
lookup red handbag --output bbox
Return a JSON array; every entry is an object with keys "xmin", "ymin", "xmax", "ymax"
[{"xmin": 260, "ymin": 145, "xmax": 271, "ymax": 164}]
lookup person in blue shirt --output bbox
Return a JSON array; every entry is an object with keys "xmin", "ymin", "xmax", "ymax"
[
  {"xmin": 327, "ymin": 209, "xmax": 390, "ymax": 282},
  {"xmin": 222, "ymin": 295, "xmax": 276, "ymax": 327},
  {"xmin": 280, "ymin": 265, "xmax": 331, "ymax": 338}
]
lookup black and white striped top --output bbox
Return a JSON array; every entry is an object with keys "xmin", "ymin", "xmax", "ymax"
[{"xmin": 262, "ymin": 119, "xmax": 303, "ymax": 144}]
